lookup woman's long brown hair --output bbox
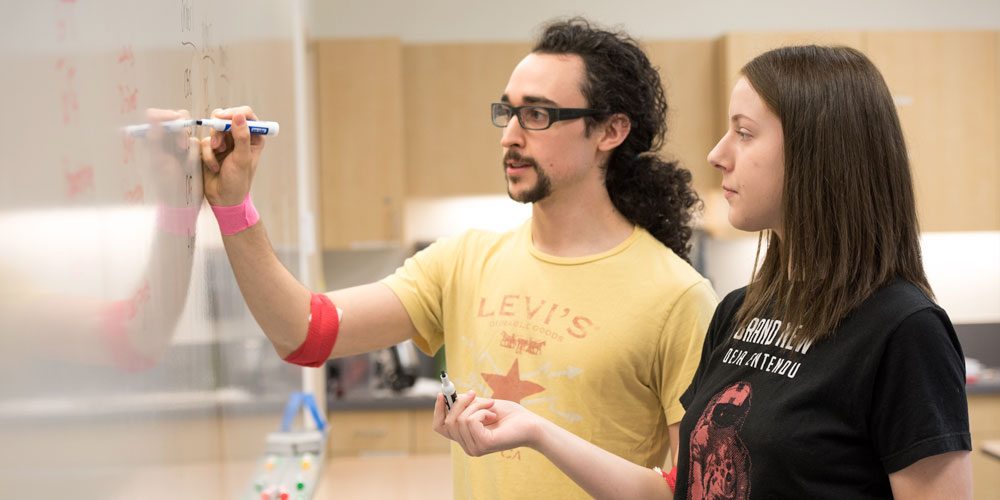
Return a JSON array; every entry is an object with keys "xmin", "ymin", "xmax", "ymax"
[{"xmin": 734, "ymin": 45, "xmax": 933, "ymax": 347}]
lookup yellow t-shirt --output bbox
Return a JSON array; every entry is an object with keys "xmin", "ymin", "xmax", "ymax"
[{"xmin": 382, "ymin": 222, "xmax": 717, "ymax": 499}]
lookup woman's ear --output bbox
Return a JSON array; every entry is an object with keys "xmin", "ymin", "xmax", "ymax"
[{"xmin": 597, "ymin": 113, "xmax": 631, "ymax": 152}]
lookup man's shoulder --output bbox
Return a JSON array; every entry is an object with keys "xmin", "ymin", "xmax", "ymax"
[
  {"xmin": 449, "ymin": 227, "xmax": 520, "ymax": 251},
  {"xmin": 417, "ymin": 226, "xmax": 522, "ymax": 261},
  {"xmin": 632, "ymin": 231, "xmax": 710, "ymax": 288}
]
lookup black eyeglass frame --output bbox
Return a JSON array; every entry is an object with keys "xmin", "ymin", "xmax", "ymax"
[{"xmin": 490, "ymin": 102, "xmax": 607, "ymax": 131}]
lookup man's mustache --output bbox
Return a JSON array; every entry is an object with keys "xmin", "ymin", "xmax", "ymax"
[{"xmin": 503, "ymin": 150, "xmax": 538, "ymax": 169}]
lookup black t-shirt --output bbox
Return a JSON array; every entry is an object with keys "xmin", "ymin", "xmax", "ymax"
[{"xmin": 676, "ymin": 280, "xmax": 971, "ymax": 499}]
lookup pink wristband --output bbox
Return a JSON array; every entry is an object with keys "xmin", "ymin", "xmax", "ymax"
[
  {"xmin": 210, "ymin": 194, "xmax": 260, "ymax": 235},
  {"xmin": 156, "ymin": 204, "xmax": 200, "ymax": 236}
]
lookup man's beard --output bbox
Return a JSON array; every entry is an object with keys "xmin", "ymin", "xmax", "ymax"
[{"xmin": 504, "ymin": 151, "xmax": 551, "ymax": 204}]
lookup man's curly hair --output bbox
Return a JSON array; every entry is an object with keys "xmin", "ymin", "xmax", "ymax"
[{"xmin": 533, "ymin": 17, "xmax": 700, "ymax": 261}]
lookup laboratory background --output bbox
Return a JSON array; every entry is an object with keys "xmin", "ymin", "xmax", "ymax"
[{"xmin": 0, "ymin": 0, "xmax": 998, "ymax": 498}]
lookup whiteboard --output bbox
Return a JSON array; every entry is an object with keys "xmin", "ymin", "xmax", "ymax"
[{"xmin": 0, "ymin": 2, "xmax": 309, "ymax": 498}]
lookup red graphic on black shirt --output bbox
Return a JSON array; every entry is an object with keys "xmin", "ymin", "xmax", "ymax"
[
  {"xmin": 482, "ymin": 359, "xmax": 545, "ymax": 403},
  {"xmin": 688, "ymin": 381, "xmax": 752, "ymax": 500}
]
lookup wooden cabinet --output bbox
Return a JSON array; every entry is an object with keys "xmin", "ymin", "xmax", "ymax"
[
  {"xmin": 866, "ymin": 31, "xmax": 999, "ymax": 232},
  {"xmin": 711, "ymin": 31, "xmax": 999, "ymax": 236},
  {"xmin": 411, "ymin": 407, "xmax": 452, "ymax": 454},
  {"xmin": 314, "ymin": 32, "xmax": 998, "ymax": 239},
  {"xmin": 645, "ymin": 39, "xmax": 721, "ymax": 199},
  {"xmin": 315, "ymin": 39, "xmax": 405, "ymax": 249},
  {"xmin": 969, "ymin": 394, "xmax": 1000, "ymax": 498},
  {"xmin": 402, "ymin": 43, "xmax": 530, "ymax": 197},
  {"xmin": 717, "ymin": 32, "xmax": 867, "ymax": 122},
  {"xmin": 327, "ymin": 409, "xmax": 411, "ymax": 456},
  {"xmin": 327, "ymin": 408, "xmax": 449, "ymax": 457},
  {"xmin": 401, "ymin": 41, "xmax": 722, "ymax": 200}
]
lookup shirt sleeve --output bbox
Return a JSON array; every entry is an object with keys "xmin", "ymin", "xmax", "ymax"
[
  {"xmin": 869, "ymin": 307, "xmax": 971, "ymax": 473},
  {"xmin": 380, "ymin": 235, "xmax": 461, "ymax": 356},
  {"xmin": 658, "ymin": 280, "xmax": 718, "ymax": 425}
]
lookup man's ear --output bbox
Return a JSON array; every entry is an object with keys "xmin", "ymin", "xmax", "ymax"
[{"xmin": 597, "ymin": 113, "xmax": 631, "ymax": 152}]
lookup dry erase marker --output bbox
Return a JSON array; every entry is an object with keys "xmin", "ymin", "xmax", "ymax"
[
  {"xmin": 196, "ymin": 118, "xmax": 280, "ymax": 136},
  {"xmin": 440, "ymin": 371, "xmax": 457, "ymax": 411},
  {"xmin": 123, "ymin": 119, "xmax": 196, "ymax": 137}
]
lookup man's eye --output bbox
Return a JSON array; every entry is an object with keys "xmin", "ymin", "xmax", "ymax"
[{"xmin": 526, "ymin": 109, "xmax": 546, "ymax": 120}]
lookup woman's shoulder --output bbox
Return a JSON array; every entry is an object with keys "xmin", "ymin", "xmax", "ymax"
[
  {"xmin": 839, "ymin": 279, "xmax": 950, "ymax": 342},
  {"xmin": 705, "ymin": 286, "xmax": 748, "ymax": 336},
  {"xmin": 858, "ymin": 279, "xmax": 940, "ymax": 317},
  {"xmin": 719, "ymin": 286, "xmax": 748, "ymax": 312}
]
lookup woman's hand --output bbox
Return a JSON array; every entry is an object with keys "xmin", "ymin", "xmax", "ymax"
[
  {"xmin": 433, "ymin": 390, "xmax": 674, "ymax": 499},
  {"xmin": 432, "ymin": 390, "xmax": 542, "ymax": 457},
  {"xmin": 200, "ymin": 106, "xmax": 265, "ymax": 207}
]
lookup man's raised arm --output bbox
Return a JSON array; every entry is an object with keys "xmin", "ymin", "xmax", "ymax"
[{"xmin": 200, "ymin": 106, "xmax": 417, "ymax": 363}]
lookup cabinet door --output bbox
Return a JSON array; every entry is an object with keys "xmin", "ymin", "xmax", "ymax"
[
  {"xmin": 403, "ymin": 43, "xmax": 531, "ymax": 197},
  {"xmin": 410, "ymin": 408, "xmax": 451, "ymax": 454},
  {"xmin": 867, "ymin": 31, "xmax": 999, "ymax": 232},
  {"xmin": 719, "ymin": 32, "xmax": 866, "ymax": 127},
  {"xmin": 327, "ymin": 410, "xmax": 411, "ymax": 456},
  {"xmin": 316, "ymin": 39, "xmax": 405, "ymax": 249},
  {"xmin": 968, "ymin": 394, "xmax": 1000, "ymax": 498},
  {"xmin": 646, "ymin": 39, "xmax": 721, "ymax": 199}
]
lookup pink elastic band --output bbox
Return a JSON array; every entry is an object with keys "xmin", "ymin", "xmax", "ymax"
[
  {"xmin": 666, "ymin": 466, "xmax": 677, "ymax": 492},
  {"xmin": 654, "ymin": 466, "xmax": 678, "ymax": 493},
  {"xmin": 284, "ymin": 293, "xmax": 341, "ymax": 368},
  {"xmin": 210, "ymin": 194, "xmax": 260, "ymax": 235},
  {"xmin": 156, "ymin": 204, "xmax": 200, "ymax": 236}
]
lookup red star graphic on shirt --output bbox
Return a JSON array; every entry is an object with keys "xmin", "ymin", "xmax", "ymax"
[{"xmin": 482, "ymin": 359, "xmax": 545, "ymax": 403}]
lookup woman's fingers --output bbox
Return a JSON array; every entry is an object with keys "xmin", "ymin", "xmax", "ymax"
[
  {"xmin": 444, "ymin": 390, "xmax": 476, "ymax": 425},
  {"xmin": 433, "ymin": 389, "xmax": 509, "ymax": 457},
  {"xmin": 432, "ymin": 393, "xmax": 450, "ymax": 439},
  {"xmin": 200, "ymin": 136, "xmax": 220, "ymax": 174},
  {"xmin": 453, "ymin": 391, "xmax": 498, "ymax": 456},
  {"xmin": 465, "ymin": 408, "xmax": 500, "ymax": 453}
]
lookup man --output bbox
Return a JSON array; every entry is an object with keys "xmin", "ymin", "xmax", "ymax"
[{"xmin": 201, "ymin": 17, "xmax": 716, "ymax": 499}]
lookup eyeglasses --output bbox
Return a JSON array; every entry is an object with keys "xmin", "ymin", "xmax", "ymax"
[{"xmin": 491, "ymin": 102, "xmax": 606, "ymax": 131}]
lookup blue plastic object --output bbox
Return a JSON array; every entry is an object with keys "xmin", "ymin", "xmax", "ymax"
[{"xmin": 280, "ymin": 391, "xmax": 326, "ymax": 432}]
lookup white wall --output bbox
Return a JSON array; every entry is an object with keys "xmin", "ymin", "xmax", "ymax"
[
  {"xmin": 309, "ymin": 0, "xmax": 1000, "ymax": 41},
  {"xmin": 404, "ymin": 196, "xmax": 531, "ymax": 244},
  {"xmin": 703, "ymin": 233, "xmax": 1000, "ymax": 324}
]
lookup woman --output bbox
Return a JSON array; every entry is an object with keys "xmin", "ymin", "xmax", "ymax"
[{"xmin": 433, "ymin": 45, "xmax": 972, "ymax": 499}]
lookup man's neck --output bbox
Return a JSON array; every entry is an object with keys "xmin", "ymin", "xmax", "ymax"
[{"xmin": 529, "ymin": 189, "xmax": 635, "ymax": 258}]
